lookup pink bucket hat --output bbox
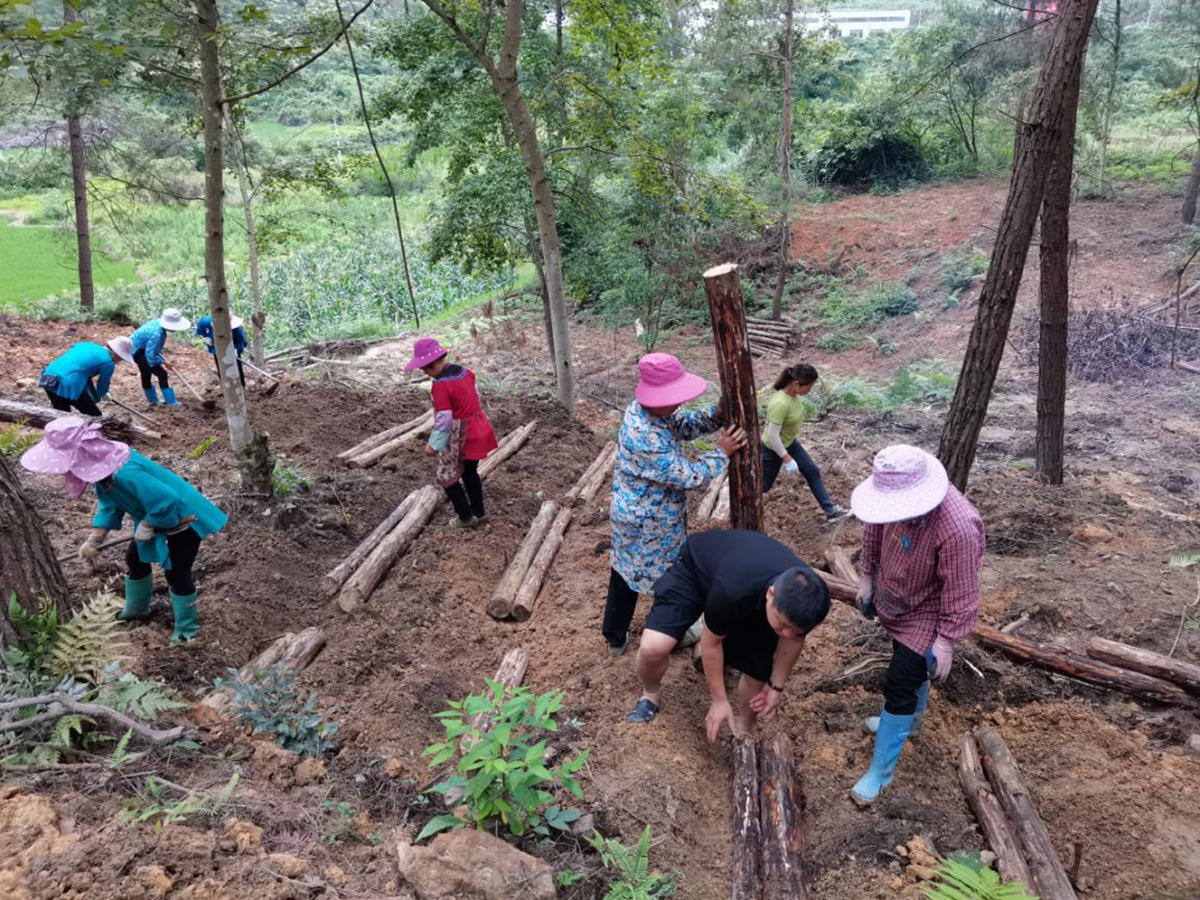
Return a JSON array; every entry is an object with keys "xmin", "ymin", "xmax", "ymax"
[
  {"xmin": 850, "ymin": 444, "xmax": 949, "ymax": 524},
  {"xmin": 404, "ymin": 338, "xmax": 449, "ymax": 371},
  {"xmin": 20, "ymin": 417, "xmax": 131, "ymax": 500},
  {"xmin": 635, "ymin": 353, "xmax": 708, "ymax": 408}
]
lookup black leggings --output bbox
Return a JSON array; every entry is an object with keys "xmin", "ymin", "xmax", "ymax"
[
  {"xmin": 133, "ymin": 348, "xmax": 169, "ymax": 390},
  {"xmin": 45, "ymin": 387, "xmax": 102, "ymax": 417},
  {"xmin": 883, "ymin": 640, "xmax": 929, "ymax": 715},
  {"xmin": 126, "ymin": 527, "xmax": 201, "ymax": 595},
  {"xmin": 444, "ymin": 459, "xmax": 485, "ymax": 521},
  {"xmin": 212, "ymin": 354, "xmax": 245, "ymax": 387},
  {"xmin": 602, "ymin": 568, "xmax": 639, "ymax": 647}
]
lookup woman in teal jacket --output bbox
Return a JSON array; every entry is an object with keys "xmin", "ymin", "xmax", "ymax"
[
  {"xmin": 21, "ymin": 417, "xmax": 227, "ymax": 645},
  {"xmin": 39, "ymin": 338, "xmax": 134, "ymax": 417}
]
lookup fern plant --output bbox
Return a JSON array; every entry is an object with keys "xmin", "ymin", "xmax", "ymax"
[
  {"xmin": 924, "ymin": 858, "xmax": 1037, "ymax": 900},
  {"xmin": 587, "ymin": 827, "xmax": 680, "ymax": 900},
  {"xmin": 98, "ymin": 667, "xmax": 187, "ymax": 718},
  {"xmin": 120, "ymin": 773, "xmax": 240, "ymax": 831},
  {"xmin": 44, "ymin": 593, "xmax": 128, "ymax": 685}
]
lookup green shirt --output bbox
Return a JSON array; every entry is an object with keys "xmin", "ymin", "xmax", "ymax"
[{"xmin": 763, "ymin": 390, "xmax": 807, "ymax": 449}]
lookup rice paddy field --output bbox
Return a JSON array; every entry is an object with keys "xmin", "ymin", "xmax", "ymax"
[{"xmin": 0, "ymin": 215, "xmax": 140, "ymax": 308}]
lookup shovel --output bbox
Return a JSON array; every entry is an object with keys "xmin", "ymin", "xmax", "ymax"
[
  {"xmin": 244, "ymin": 360, "xmax": 279, "ymax": 381},
  {"xmin": 106, "ymin": 394, "xmax": 159, "ymax": 427},
  {"xmin": 165, "ymin": 363, "xmax": 216, "ymax": 410}
]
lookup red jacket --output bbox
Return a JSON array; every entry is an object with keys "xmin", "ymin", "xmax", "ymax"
[{"xmin": 431, "ymin": 365, "xmax": 498, "ymax": 461}]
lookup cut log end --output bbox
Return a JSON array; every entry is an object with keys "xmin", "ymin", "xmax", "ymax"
[{"xmin": 703, "ymin": 262, "xmax": 739, "ymax": 279}]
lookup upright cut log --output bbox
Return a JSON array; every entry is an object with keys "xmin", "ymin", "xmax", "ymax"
[
  {"xmin": 731, "ymin": 737, "xmax": 763, "ymax": 900},
  {"xmin": 712, "ymin": 481, "xmax": 731, "ymax": 521},
  {"xmin": 467, "ymin": 648, "xmax": 530, "ymax": 739},
  {"xmin": 337, "ymin": 410, "xmax": 434, "ymax": 462},
  {"xmin": 823, "ymin": 547, "xmax": 860, "ymax": 585},
  {"xmin": 759, "ymin": 733, "xmax": 808, "ymax": 900},
  {"xmin": 975, "ymin": 728, "xmax": 1077, "ymax": 900},
  {"xmin": 1086, "ymin": 637, "xmax": 1200, "ymax": 694},
  {"xmin": 511, "ymin": 506, "xmax": 574, "ymax": 622},
  {"xmin": 697, "ymin": 470, "xmax": 728, "ymax": 520},
  {"xmin": 488, "ymin": 501, "xmax": 560, "ymax": 619},
  {"xmin": 198, "ymin": 627, "xmax": 327, "ymax": 717},
  {"xmin": 321, "ymin": 492, "xmax": 418, "ymax": 597},
  {"xmin": 0, "ymin": 398, "xmax": 161, "ymax": 442},
  {"xmin": 703, "ymin": 263, "xmax": 763, "ymax": 531},
  {"xmin": 958, "ymin": 733, "xmax": 1035, "ymax": 889}
]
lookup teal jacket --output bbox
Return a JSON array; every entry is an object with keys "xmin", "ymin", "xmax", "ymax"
[
  {"xmin": 94, "ymin": 451, "xmax": 227, "ymax": 566},
  {"xmin": 42, "ymin": 342, "xmax": 114, "ymax": 401}
]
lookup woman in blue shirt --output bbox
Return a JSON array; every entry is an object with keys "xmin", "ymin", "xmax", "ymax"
[
  {"xmin": 195, "ymin": 313, "xmax": 247, "ymax": 386},
  {"xmin": 129, "ymin": 308, "xmax": 191, "ymax": 406},
  {"xmin": 39, "ymin": 337, "xmax": 134, "ymax": 416}
]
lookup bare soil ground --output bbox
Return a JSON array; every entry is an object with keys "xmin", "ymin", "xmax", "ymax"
[{"xmin": 3, "ymin": 178, "xmax": 1200, "ymax": 900}]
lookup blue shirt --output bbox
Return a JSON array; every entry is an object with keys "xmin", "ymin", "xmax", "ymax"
[
  {"xmin": 195, "ymin": 316, "xmax": 247, "ymax": 357},
  {"xmin": 42, "ymin": 342, "xmax": 113, "ymax": 401},
  {"xmin": 130, "ymin": 319, "xmax": 167, "ymax": 366}
]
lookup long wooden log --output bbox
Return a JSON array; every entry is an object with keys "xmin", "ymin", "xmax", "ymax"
[
  {"xmin": 759, "ymin": 733, "xmax": 808, "ymax": 900},
  {"xmin": 712, "ymin": 481, "xmax": 731, "ymax": 521},
  {"xmin": 823, "ymin": 547, "xmax": 860, "ymax": 584},
  {"xmin": 1086, "ymin": 637, "xmax": 1200, "ymax": 694},
  {"xmin": 731, "ymin": 737, "xmax": 763, "ymax": 900},
  {"xmin": 467, "ymin": 648, "xmax": 530, "ymax": 741},
  {"xmin": 975, "ymin": 728, "xmax": 1077, "ymax": 900},
  {"xmin": 321, "ymin": 492, "xmax": 418, "ymax": 597},
  {"xmin": 577, "ymin": 444, "xmax": 617, "ymax": 506},
  {"xmin": 199, "ymin": 627, "xmax": 327, "ymax": 717},
  {"xmin": 746, "ymin": 317, "xmax": 794, "ymax": 331},
  {"xmin": 347, "ymin": 420, "xmax": 434, "ymax": 469},
  {"xmin": 478, "ymin": 421, "xmax": 538, "ymax": 478},
  {"xmin": 487, "ymin": 501, "xmax": 560, "ymax": 619},
  {"xmin": 0, "ymin": 397, "xmax": 161, "ymax": 442},
  {"xmin": 958, "ymin": 733, "xmax": 1035, "ymax": 889},
  {"xmin": 511, "ymin": 506, "xmax": 574, "ymax": 622},
  {"xmin": 703, "ymin": 263, "xmax": 764, "ymax": 532},
  {"xmin": 338, "ymin": 409, "xmax": 433, "ymax": 462},
  {"xmin": 697, "ymin": 470, "xmax": 728, "ymax": 520},
  {"xmin": 564, "ymin": 441, "xmax": 616, "ymax": 508},
  {"xmin": 973, "ymin": 625, "xmax": 1194, "ymax": 706}
]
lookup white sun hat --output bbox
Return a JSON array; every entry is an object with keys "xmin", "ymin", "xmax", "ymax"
[
  {"xmin": 160, "ymin": 308, "xmax": 191, "ymax": 332},
  {"xmin": 850, "ymin": 444, "xmax": 950, "ymax": 524},
  {"xmin": 230, "ymin": 315, "xmax": 244, "ymax": 329},
  {"xmin": 106, "ymin": 336, "xmax": 135, "ymax": 364}
]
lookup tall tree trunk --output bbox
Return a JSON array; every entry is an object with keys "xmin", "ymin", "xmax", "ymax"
[
  {"xmin": 771, "ymin": 0, "xmax": 795, "ymax": 323},
  {"xmin": 524, "ymin": 213, "xmax": 555, "ymax": 370},
  {"xmin": 0, "ymin": 454, "xmax": 69, "ymax": 646},
  {"xmin": 938, "ymin": 0, "xmax": 1099, "ymax": 490},
  {"xmin": 222, "ymin": 105, "xmax": 266, "ymax": 367},
  {"xmin": 63, "ymin": 0, "xmax": 93, "ymax": 312},
  {"xmin": 1035, "ymin": 47, "xmax": 1086, "ymax": 486},
  {"xmin": 1095, "ymin": 0, "xmax": 1121, "ymax": 197},
  {"xmin": 196, "ymin": 0, "xmax": 272, "ymax": 493},
  {"xmin": 1184, "ymin": 147, "xmax": 1200, "ymax": 225}
]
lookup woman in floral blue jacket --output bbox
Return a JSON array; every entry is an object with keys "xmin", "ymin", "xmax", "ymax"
[{"xmin": 604, "ymin": 353, "xmax": 747, "ymax": 654}]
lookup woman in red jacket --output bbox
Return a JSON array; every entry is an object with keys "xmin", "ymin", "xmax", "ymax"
[{"xmin": 405, "ymin": 338, "xmax": 499, "ymax": 527}]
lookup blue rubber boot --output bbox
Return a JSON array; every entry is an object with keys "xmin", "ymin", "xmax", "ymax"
[
  {"xmin": 119, "ymin": 574, "xmax": 154, "ymax": 621},
  {"xmin": 169, "ymin": 591, "xmax": 200, "ymax": 645},
  {"xmin": 865, "ymin": 681, "xmax": 929, "ymax": 735},
  {"xmin": 143, "ymin": 387, "xmax": 159, "ymax": 406},
  {"xmin": 851, "ymin": 710, "xmax": 914, "ymax": 806},
  {"xmin": 161, "ymin": 387, "xmax": 180, "ymax": 406}
]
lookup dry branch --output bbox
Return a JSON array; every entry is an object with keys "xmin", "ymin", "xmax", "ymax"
[
  {"xmin": 1085, "ymin": 637, "xmax": 1200, "ymax": 694},
  {"xmin": 732, "ymin": 737, "xmax": 763, "ymax": 900},
  {"xmin": 759, "ymin": 733, "xmax": 809, "ymax": 900},
  {"xmin": 199, "ymin": 627, "xmax": 327, "ymax": 717},
  {"xmin": 958, "ymin": 733, "xmax": 1035, "ymax": 888},
  {"xmin": 511, "ymin": 506, "xmax": 574, "ymax": 622},
  {"xmin": 0, "ymin": 693, "xmax": 185, "ymax": 746},
  {"xmin": 322, "ymin": 493, "xmax": 417, "ymax": 597},
  {"xmin": 0, "ymin": 398, "xmax": 161, "ymax": 442},
  {"xmin": 487, "ymin": 501, "xmax": 560, "ymax": 619}
]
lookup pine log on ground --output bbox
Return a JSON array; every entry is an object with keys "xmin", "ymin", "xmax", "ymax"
[
  {"xmin": 198, "ymin": 627, "xmax": 327, "ymax": 718},
  {"xmin": 511, "ymin": 506, "xmax": 575, "ymax": 622},
  {"xmin": 347, "ymin": 414, "xmax": 435, "ymax": 469},
  {"xmin": 321, "ymin": 492, "xmax": 418, "ymax": 597},
  {"xmin": 0, "ymin": 398, "xmax": 161, "ymax": 442},
  {"xmin": 697, "ymin": 470, "xmax": 728, "ymax": 520},
  {"xmin": 958, "ymin": 733, "xmax": 1035, "ymax": 889},
  {"xmin": 746, "ymin": 317, "xmax": 793, "ymax": 331},
  {"xmin": 759, "ymin": 733, "xmax": 809, "ymax": 900},
  {"xmin": 731, "ymin": 737, "xmax": 763, "ymax": 900},
  {"xmin": 478, "ymin": 421, "xmax": 538, "ymax": 478},
  {"xmin": 703, "ymin": 263, "xmax": 764, "ymax": 531},
  {"xmin": 823, "ymin": 547, "xmax": 860, "ymax": 585},
  {"xmin": 465, "ymin": 648, "xmax": 530, "ymax": 744},
  {"xmin": 338, "ymin": 410, "xmax": 433, "ymax": 463},
  {"xmin": 975, "ymin": 727, "xmax": 1078, "ymax": 900},
  {"xmin": 488, "ymin": 501, "xmax": 560, "ymax": 619},
  {"xmin": 563, "ymin": 442, "xmax": 617, "ymax": 508},
  {"xmin": 1086, "ymin": 637, "xmax": 1200, "ymax": 694}
]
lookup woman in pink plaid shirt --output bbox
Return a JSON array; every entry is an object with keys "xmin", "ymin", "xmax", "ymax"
[{"xmin": 848, "ymin": 444, "xmax": 985, "ymax": 806}]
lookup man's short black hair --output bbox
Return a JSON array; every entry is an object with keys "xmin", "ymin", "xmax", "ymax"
[{"xmin": 770, "ymin": 565, "xmax": 830, "ymax": 633}]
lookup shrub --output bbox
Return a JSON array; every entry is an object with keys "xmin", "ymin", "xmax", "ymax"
[
  {"xmin": 0, "ymin": 422, "xmax": 38, "ymax": 460},
  {"xmin": 816, "ymin": 280, "xmax": 919, "ymax": 331},
  {"xmin": 420, "ymin": 684, "xmax": 587, "ymax": 840},
  {"xmin": 270, "ymin": 456, "xmax": 313, "ymax": 497},
  {"xmin": 885, "ymin": 358, "xmax": 958, "ymax": 407},
  {"xmin": 214, "ymin": 665, "xmax": 340, "ymax": 757},
  {"xmin": 587, "ymin": 826, "xmax": 681, "ymax": 900},
  {"xmin": 811, "ymin": 115, "xmax": 931, "ymax": 190},
  {"xmin": 939, "ymin": 247, "xmax": 989, "ymax": 293}
]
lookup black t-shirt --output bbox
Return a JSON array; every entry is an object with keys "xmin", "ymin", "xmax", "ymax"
[{"xmin": 679, "ymin": 530, "xmax": 803, "ymax": 636}]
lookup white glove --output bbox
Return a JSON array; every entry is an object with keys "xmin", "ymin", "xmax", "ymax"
[
  {"xmin": 78, "ymin": 531, "xmax": 108, "ymax": 562},
  {"xmin": 783, "ymin": 459, "xmax": 799, "ymax": 475},
  {"xmin": 133, "ymin": 521, "xmax": 156, "ymax": 542}
]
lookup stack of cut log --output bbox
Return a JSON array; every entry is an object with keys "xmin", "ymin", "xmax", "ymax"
[
  {"xmin": 0, "ymin": 397, "xmax": 161, "ymax": 442},
  {"xmin": 696, "ymin": 470, "xmax": 731, "ymax": 521},
  {"xmin": 487, "ymin": 442, "xmax": 617, "ymax": 621},
  {"xmin": 959, "ymin": 728, "xmax": 1076, "ymax": 899},
  {"xmin": 336, "ymin": 409, "xmax": 434, "ymax": 469},
  {"xmin": 814, "ymin": 555, "xmax": 1198, "ymax": 707},
  {"xmin": 745, "ymin": 316, "xmax": 794, "ymax": 359},
  {"xmin": 324, "ymin": 422, "xmax": 538, "ymax": 614},
  {"xmin": 731, "ymin": 734, "xmax": 809, "ymax": 900}
]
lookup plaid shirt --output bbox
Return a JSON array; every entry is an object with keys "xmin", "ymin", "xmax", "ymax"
[{"xmin": 860, "ymin": 484, "xmax": 984, "ymax": 654}]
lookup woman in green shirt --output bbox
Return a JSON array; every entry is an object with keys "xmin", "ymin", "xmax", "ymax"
[{"xmin": 761, "ymin": 363, "xmax": 847, "ymax": 521}]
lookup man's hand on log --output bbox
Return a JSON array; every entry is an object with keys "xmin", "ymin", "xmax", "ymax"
[
  {"xmin": 717, "ymin": 426, "xmax": 748, "ymax": 456},
  {"xmin": 705, "ymin": 698, "xmax": 737, "ymax": 743}
]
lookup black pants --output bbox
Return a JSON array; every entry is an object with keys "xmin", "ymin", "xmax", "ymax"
[
  {"xmin": 133, "ymin": 348, "xmax": 169, "ymax": 390},
  {"xmin": 883, "ymin": 640, "xmax": 928, "ymax": 715},
  {"xmin": 761, "ymin": 441, "xmax": 835, "ymax": 513},
  {"xmin": 126, "ymin": 527, "xmax": 202, "ymax": 595},
  {"xmin": 212, "ymin": 354, "xmax": 245, "ymax": 386},
  {"xmin": 45, "ymin": 387, "xmax": 102, "ymax": 417},
  {"xmin": 602, "ymin": 568, "xmax": 639, "ymax": 647},
  {"xmin": 444, "ymin": 459, "xmax": 485, "ymax": 521}
]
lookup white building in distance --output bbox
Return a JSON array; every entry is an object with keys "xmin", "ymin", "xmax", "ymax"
[{"xmin": 804, "ymin": 9, "xmax": 912, "ymax": 38}]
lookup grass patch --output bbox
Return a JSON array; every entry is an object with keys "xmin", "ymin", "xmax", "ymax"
[
  {"xmin": 938, "ymin": 246, "xmax": 988, "ymax": 293},
  {"xmin": 0, "ymin": 219, "xmax": 140, "ymax": 308},
  {"xmin": 815, "ymin": 278, "xmax": 919, "ymax": 331}
]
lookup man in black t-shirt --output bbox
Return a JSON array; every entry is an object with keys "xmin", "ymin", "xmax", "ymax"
[{"xmin": 625, "ymin": 530, "xmax": 831, "ymax": 741}]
